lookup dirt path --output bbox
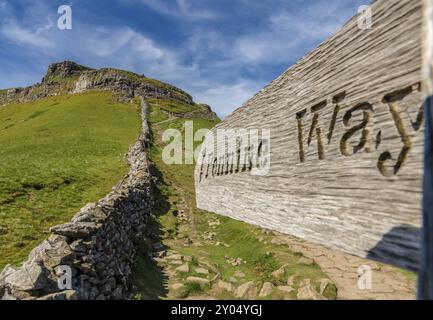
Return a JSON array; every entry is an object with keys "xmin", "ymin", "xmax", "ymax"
[{"xmin": 271, "ymin": 233, "xmax": 416, "ymax": 300}]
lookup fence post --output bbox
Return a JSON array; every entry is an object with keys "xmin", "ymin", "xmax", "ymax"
[{"xmin": 419, "ymin": 0, "xmax": 433, "ymax": 300}]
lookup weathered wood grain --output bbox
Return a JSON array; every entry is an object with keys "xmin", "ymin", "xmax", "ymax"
[{"xmin": 195, "ymin": 0, "xmax": 424, "ymax": 271}]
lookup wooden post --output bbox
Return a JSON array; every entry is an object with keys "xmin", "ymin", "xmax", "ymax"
[{"xmin": 419, "ymin": 0, "xmax": 433, "ymax": 300}]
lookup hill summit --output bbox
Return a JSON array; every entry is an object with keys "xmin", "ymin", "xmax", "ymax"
[{"xmin": 0, "ymin": 61, "xmax": 217, "ymax": 121}]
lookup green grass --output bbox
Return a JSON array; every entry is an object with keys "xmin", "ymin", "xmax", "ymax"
[
  {"xmin": 0, "ymin": 91, "xmax": 141, "ymax": 269},
  {"xmin": 177, "ymin": 282, "xmax": 205, "ymax": 299}
]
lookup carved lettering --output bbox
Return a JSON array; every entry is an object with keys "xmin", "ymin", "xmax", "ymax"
[
  {"xmin": 340, "ymin": 102, "xmax": 373, "ymax": 157},
  {"xmin": 328, "ymin": 92, "xmax": 346, "ymax": 144},
  {"xmin": 378, "ymin": 87, "xmax": 415, "ymax": 177},
  {"xmin": 294, "ymin": 84, "xmax": 423, "ymax": 177}
]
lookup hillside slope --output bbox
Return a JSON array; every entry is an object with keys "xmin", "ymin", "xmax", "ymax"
[{"xmin": 0, "ymin": 91, "xmax": 141, "ymax": 269}]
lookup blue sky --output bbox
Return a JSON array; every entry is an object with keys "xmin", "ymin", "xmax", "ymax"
[{"xmin": 0, "ymin": 0, "xmax": 367, "ymax": 118}]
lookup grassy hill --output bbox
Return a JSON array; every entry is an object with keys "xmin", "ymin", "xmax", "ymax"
[{"xmin": 0, "ymin": 91, "xmax": 141, "ymax": 268}]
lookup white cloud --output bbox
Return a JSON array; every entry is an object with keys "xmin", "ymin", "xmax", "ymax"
[
  {"xmin": 232, "ymin": 1, "xmax": 357, "ymax": 64},
  {"xmin": 82, "ymin": 27, "xmax": 165, "ymax": 60},
  {"xmin": 0, "ymin": 19, "xmax": 55, "ymax": 48},
  {"xmin": 190, "ymin": 80, "xmax": 265, "ymax": 118},
  {"xmin": 134, "ymin": 0, "xmax": 219, "ymax": 20}
]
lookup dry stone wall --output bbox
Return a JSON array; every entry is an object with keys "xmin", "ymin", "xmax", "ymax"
[
  {"xmin": 195, "ymin": 0, "xmax": 425, "ymax": 271},
  {"xmin": 0, "ymin": 99, "xmax": 153, "ymax": 300}
]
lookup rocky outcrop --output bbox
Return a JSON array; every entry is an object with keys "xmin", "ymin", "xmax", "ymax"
[
  {"xmin": 0, "ymin": 99, "xmax": 153, "ymax": 300},
  {"xmin": 42, "ymin": 61, "xmax": 94, "ymax": 82},
  {"xmin": 73, "ymin": 68, "xmax": 193, "ymax": 104},
  {"xmin": 0, "ymin": 61, "xmax": 193, "ymax": 106}
]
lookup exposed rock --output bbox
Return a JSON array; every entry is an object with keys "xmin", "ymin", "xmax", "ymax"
[
  {"xmin": 319, "ymin": 279, "xmax": 334, "ymax": 295},
  {"xmin": 277, "ymin": 286, "xmax": 294, "ymax": 294},
  {"xmin": 236, "ymin": 281, "xmax": 257, "ymax": 300},
  {"xmin": 153, "ymin": 258, "xmax": 167, "ymax": 265},
  {"xmin": 175, "ymin": 263, "xmax": 190, "ymax": 273},
  {"xmin": 233, "ymin": 270, "xmax": 245, "ymax": 278},
  {"xmin": 297, "ymin": 279, "xmax": 326, "ymax": 300},
  {"xmin": 259, "ymin": 282, "xmax": 274, "ymax": 297},
  {"xmin": 229, "ymin": 277, "xmax": 238, "ymax": 283},
  {"xmin": 0, "ymin": 265, "xmax": 17, "ymax": 286},
  {"xmin": 186, "ymin": 277, "xmax": 210, "ymax": 286},
  {"xmin": 171, "ymin": 283, "xmax": 184, "ymax": 290},
  {"xmin": 271, "ymin": 264, "xmax": 288, "ymax": 278},
  {"xmin": 50, "ymin": 222, "xmax": 101, "ymax": 238},
  {"xmin": 4, "ymin": 263, "xmax": 47, "ymax": 291},
  {"xmin": 287, "ymin": 275, "xmax": 298, "ymax": 286},
  {"xmin": 166, "ymin": 254, "xmax": 183, "ymax": 261},
  {"xmin": 217, "ymin": 280, "xmax": 234, "ymax": 293},
  {"xmin": 195, "ymin": 268, "xmax": 209, "ymax": 275},
  {"xmin": 43, "ymin": 61, "xmax": 92, "ymax": 82}
]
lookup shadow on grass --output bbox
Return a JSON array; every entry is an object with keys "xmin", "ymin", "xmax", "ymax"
[{"xmin": 131, "ymin": 161, "xmax": 172, "ymax": 300}]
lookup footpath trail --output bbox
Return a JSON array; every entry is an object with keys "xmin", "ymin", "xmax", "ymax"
[
  {"xmin": 271, "ymin": 233, "xmax": 416, "ymax": 300},
  {"xmin": 131, "ymin": 102, "xmax": 416, "ymax": 301}
]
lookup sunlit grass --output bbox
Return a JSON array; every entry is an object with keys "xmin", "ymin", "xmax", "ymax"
[{"xmin": 0, "ymin": 91, "xmax": 141, "ymax": 269}]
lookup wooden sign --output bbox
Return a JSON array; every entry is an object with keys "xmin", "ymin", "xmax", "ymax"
[
  {"xmin": 419, "ymin": 0, "xmax": 433, "ymax": 299},
  {"xmin": 195, "ymin": 0, "xmax": 425, "ymax": 271}
]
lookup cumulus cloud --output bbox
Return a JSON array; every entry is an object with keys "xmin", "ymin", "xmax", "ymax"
[
  {"xmin": 232, "ymin": 1, "xmax": 357, "ymax": 65},
  {"xmin": 0, "ymin": 20, "xmax": 54, "ymax": 48},
  {"xmin": 132, "ymin": 0, "xmax": 219, "ymax": 20},
  {"xmin": 190, "ymin": 79, "xmax": 265, "ymax": 118}
]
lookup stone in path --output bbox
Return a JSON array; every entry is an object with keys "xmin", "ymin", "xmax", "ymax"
[
  {"xmin": 195, "ymin": 268, "xmax": 209, "ymax": 275},
  {"xmin": 171, "ymin": 283, "xmax": 184, "ymax": 290},
  {"xmin": 167, "ymin": 254, "xmax": 183, "ymax": 261},
  {"xmin": 186, "ymin": 277, "xmax": 210, "ymax": 286},
  {"xmin": 175, "ymin": 263, "xmax": 189, "ymax": 273},
  {"xmin": 274, "ymin": 233, "xmax": 416, "ymax": 300},
  {"xmin": 259, "ymin": 282, "xmax": 274, "ymax": 297},
  {"xmin": 217, "ymin": 280, "xmax": 234, "ymax": 293},
  {"xmin": 319, "ymin": 278, "xmax": 334, "ymax": 295},
  {"xmin": 287, "ymin": 275, "xmax": 297, "ymax": 286},
  {"xmin": 277, "ymin": 286, "xmax": 294, "ymax": 294},
  {"xmin": 271, "ymin": 264, "xmax": 288, "ymax": 278},
  {"xmin": 236, "ymin": 281, "xmax": 257, "ymax": 299},
  {"xmin": 297, "ymin": 279, "xmax": 326, "ymax": 300}
]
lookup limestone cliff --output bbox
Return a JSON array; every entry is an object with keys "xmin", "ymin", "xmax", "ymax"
[{"xmin": 0, "ymin": 61, "xmax": 193, "ymax": 106}]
